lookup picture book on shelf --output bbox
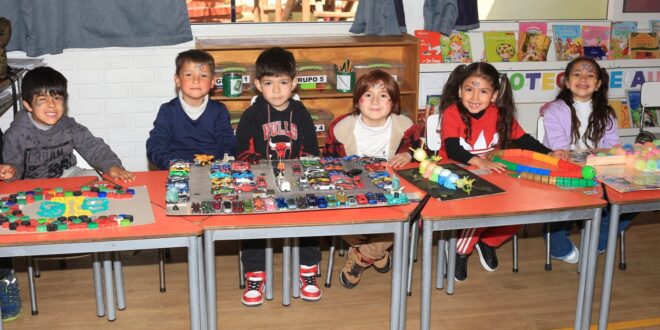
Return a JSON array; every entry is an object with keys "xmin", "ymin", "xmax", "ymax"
[
  {"xmin": 609, "ymin": 99, "xmax": 632, "ymax": 129},
  {"xmin": 517, "ymin": 32, "xmax": 551, "ymax": 61},
  {"xmin": 519, "ymin": 21, "xmax": 547, "ymax": 34},
  {"xmin": 629, "ymin": 32, "xmax": 660, "ymax": 59},
  {"xmin": 440, "ymin": 31, "xmax": 472, "ymax": 63},
  {"xmin": 416, "ymin": 30, "xmax": 443, "ymax": 64},
  {"xmin": 553, "ymin": 25, "xmax": 583, "ymax": 61},
  {"xmin": 650, "ymin": 20, "xmax": 660, "ymax": 34},
  {"xmin": 581, "ymin": 25, "xmax": 610, "ymax": 60},
  {"xmin": 609, "ymin": 21, "xmax": 637, "ymax": 59},
  {"xmin": 483, "ymin": 31, "xmax": 517, "ymax": 62},
  {"xmin": 627, "ymin": 89, "xmax": 658, "ymax": 128}
]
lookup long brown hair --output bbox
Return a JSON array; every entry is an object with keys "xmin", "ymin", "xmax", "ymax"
[
  {"xmin": 556, "ymin": 57, "xmax": 614, "ymax": 148},
  {"xmin": 440, "ymin": 62, "xmax": 516, "ymax": 147}
]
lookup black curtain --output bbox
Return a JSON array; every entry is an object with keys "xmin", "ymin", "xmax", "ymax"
[{"xmin": 1, "ymin": 0, "xmax": 193, "ymax": 57}]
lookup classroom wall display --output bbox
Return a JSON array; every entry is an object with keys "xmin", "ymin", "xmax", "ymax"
[
  {"xmin": 429, "ymin": 69, "xmax": 660, "ymax": 102},
  {"xmin": 165, "ymin": 156, "xmax": 411, "ymax": 216},
  {"xmin": 0, "ymin": 185, "xmax": 155, "ymax": 234}
]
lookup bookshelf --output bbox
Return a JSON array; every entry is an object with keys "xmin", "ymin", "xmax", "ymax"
[{"xmin": 197, "ymin": 34, "xmax": 420, "ymax": 127}]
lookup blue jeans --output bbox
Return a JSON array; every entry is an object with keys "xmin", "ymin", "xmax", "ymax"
[{"xmin": 548, "ymin": 205, "xmax": 635, "ymax": 258}]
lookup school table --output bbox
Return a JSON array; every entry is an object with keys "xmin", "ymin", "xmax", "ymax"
[
  {"xmin": 598, "ymin": 187, "xmax": 660, "ymax": 330},
  {"xmin": 0, "ymin": 172, "xmax": 204, "ymax": 330},
  {"xmin": 417, "ymin": 167, "xmax": 606, "ymax": 330},
  {"xmin": 202, "ymin": 196, "xmax": 422, "ymax": 330}
]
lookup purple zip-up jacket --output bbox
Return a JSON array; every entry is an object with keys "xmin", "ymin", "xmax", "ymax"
[{"xmin": 540, "ymin": 99, "xmax": 620, "ymax": 150}]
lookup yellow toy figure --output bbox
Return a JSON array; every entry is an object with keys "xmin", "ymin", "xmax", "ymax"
[{"xmin": 410, "ymin": 142, "xmax": 475, "ymax": 193}]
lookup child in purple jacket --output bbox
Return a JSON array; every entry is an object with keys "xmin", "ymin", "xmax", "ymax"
[{"xmin": 541, "ymin": 57, "xmax": 634, "ymax": 263}]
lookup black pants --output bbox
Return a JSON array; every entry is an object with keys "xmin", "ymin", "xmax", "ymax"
[
  {"xmin": 0, "ymin": 257, "xmax": 13, "ymax": 269},
  {"xmin": 241, "ymin": 238, "xmax": 320, "ymax": 273}
]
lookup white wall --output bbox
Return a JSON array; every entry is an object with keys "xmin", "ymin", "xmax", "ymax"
[{"xmin": 4, "ymin": 0, "xmax": 658, "ymax": 171}]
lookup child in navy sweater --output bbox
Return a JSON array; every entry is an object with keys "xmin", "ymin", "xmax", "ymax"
[{"xmin": 147, "ymin": 49, "xmax": 236, "ymax": 169}]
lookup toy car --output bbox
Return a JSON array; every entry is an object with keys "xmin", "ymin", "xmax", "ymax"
[
  {"xmin": 298, "ymin": 177, "xmax": 310, "ymax": 190},
  {"xmin": 336, "ymin": 192, "xmax": 348, "ymax": 206},
  {"xmin": 286, "ymin": 198, "xmax": 297, "ymax": 210},
  {"xmin": 367, "ymin": 171, "xmax": 390, "ymax": 179},
  {"xmin": 356, "ymin": 194, "xmax": 368, "ymax": 205},
  {"xmin": 375, "ymin": 192, "xmax": 387, "ymax": 203},
  {"xmin": 211, "ymin": 201, "xmax": 222, "ymax": 212},
  {"xmin": 191, "ymin": 202, "xmax": 201, "ymax": 213},
  {"xmin": 315, "ymin": 196, "xmax": 328, "ymax": 208},
  {"xmin": 194, "ymin": 154, "xmax": 215, "ymax": 166},
  {"xmin": 278, "ymin": 178, "xmax": 291, "ymax": 192},
  {"xmin": 232, "ymin": 201, "xmax": 244, "ymax": 213},
  {"xmin": 365, "ymin": 192, "xmax": 378, "ymax": 205},
  {"xmin": 232, "ymin": 170, "xmax": 254, "ymax": 179},
  {"xmin": 253, "ymin": 197, "xmax": 266, "ymax": 212},
  {"xmin": 324, "ymin": 164, "xmax": 343, "ymax": 171},
  {"xmin": 305, "ymin": 194, "xmax": 317, "ymax": 208},
  {"xmin": 275, "ymin": 197, "xmax": 288, "ymax": 210},
  {"xmin": 326, "ymin": 194, "xmax": 338, "ymax": 207},
  {"xmin": 291, "ymin": 163, "xmax": 302, "ymax": 176},
  {"xmin": 243, "ymin": 199, "xmax": 254, "ymax": 213},
  {"xmin": 209, "ymin": 171, "xmax": 230, "ymax": 179},
  {"xmin": 347, "ymin": 195, "xmax": 358, "ymax": 206},
  {"xmin": 235, "ymin": 182, "xmax": 256, "ymax": 193},
  {"xmin": 296, "ymin": 196, "xmax": 309, "ymax": 209},
  {"xmin": 222, "ymin": 200, "xmax": 232, "ymax": 214},
  {"xmin": 256, "ymin": 176, "xmax": 268, "ymax": 188},
  {"xmin": 230, "ymin": 161, "xmax": 250, "ymax": 171},
  {"xmin": 312, "ymin": 182, "xmax": 335, "ymax": 191},
  {"xmin": 264, "ymin": 197, "xmax": 277, "ymax": 212},
  {"xmin": 353, "ymin": 176, "xmax": 365, "ymax": 188}
]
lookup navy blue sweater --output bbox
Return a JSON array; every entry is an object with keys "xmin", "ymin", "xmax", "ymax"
[{"xmin": 146, "ymin": 97, "xmax": 236, "ymax": 169}]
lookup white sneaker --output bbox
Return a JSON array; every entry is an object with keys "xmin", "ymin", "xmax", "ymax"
[{"xmin": 552, "ymin": 244, "xmax": 579, "ymax": 264}]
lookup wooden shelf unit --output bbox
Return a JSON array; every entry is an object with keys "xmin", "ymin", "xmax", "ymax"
[{"xmin": 196, "ymin": 34, "xmax": 420, "ymax": 123}]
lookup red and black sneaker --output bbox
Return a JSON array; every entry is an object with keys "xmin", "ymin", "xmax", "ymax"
[
  {"xmin": 299, "ymin": 265, "xmax": 322, "ymax": 301},
  {"xmin": 241, "ymin": 271, "xmax": 265, "ymax": 306}
]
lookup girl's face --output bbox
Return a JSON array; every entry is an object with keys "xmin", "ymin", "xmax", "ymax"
[
  {"xmin": 565, "ymin": 61, "xmax": 601, "ymax": 102},
  {"xmin": 459, "ymin": 76, "xmax": 497, "ymax": 114},
  {"xmin": 358, "ymin": 81, "xmax": 392, "ymax": 127}
]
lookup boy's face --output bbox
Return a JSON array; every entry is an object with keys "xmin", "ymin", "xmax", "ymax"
[
  {"xmin": 175, "ymin": 61, "xmax": 214, "ymax": 106},
  {"xmin": 254, "ymin": 74, "xmax": 297, "ymax": 111},
  {"xmin": 23, "ymin": 92, "xmax": 65, "ymax": 126}
]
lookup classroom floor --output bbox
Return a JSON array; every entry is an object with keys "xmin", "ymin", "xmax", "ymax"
[{"xmin": 4, "ymin": 211, "xmax": 660, "ymax": 330}]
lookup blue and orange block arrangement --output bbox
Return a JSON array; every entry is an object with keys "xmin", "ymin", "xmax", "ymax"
[
  {"xmin": 490, "ymin": 149, "xmax": 597, "ymax": 187},
  {"xmin": 0, "ymin": 184, "xmax": 136, "ymax": 232}
]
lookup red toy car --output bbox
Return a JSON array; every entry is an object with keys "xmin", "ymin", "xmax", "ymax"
[
  {"xmin": 232, "ymin": 201, "xmax": 244, "ymax": 214},
  {"xmin": 356, "ymin": 194, "xmax": 368, "ymax": 205},
  {"xmin": 256, "ymin": 175, "xmax": 268, "ymax": 188},
  {"xmin": 353, "ymin": 176, "xmax": 365, "ymax": 189}
]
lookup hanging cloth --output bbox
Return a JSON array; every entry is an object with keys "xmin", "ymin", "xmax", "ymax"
[
  {"xmin": 350, "ymin": 0, "xmax": 406, "ymax": 36},
  {"xmin": 1, "ymin": 0, "xmax": 193, "ymax": 57}
]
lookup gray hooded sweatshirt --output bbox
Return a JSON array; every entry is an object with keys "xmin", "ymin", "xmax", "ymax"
[{"xmin": 3, "ymin": 110, "xmax": 122, "ymax": 180}]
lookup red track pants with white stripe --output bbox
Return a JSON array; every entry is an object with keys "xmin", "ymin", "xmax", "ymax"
[{"xmin": 456, "ymin": 225, "xmax": 521, "ymax": 255}]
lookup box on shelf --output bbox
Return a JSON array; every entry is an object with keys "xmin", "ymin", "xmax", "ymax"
[
  {"xmin": 214, "ymin": 63, "xmax": 255, "ymax": 92},
  {"xmin": 296, "ymin": 63, "xmax": 334, "ymax": 91},
  {"xmin": 353, "ymin": 61, "xmax": 404, "ymax": 85},
  {"xmin": 308, "ymin": 108, "xmax": 335, "ymax": 139}
]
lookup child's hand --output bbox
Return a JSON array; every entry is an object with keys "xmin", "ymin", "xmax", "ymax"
[
  {"xmin": 0, "ymin": 165, "xmax": 16, "ymax": 181},
  {"xmin": 470, "ymin": 156, "xmax": 506, "ymax": 173},
  {"xmin": 389, "ymin": 152, "xmax": 412, "ymax": 168},
  {"xmin": 106, "ymin": 166, "xmax": 136, "ymax": 182},
  {"xmin": 549, "ymin": 150, "xmax": 569, "ymax": 161}
]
